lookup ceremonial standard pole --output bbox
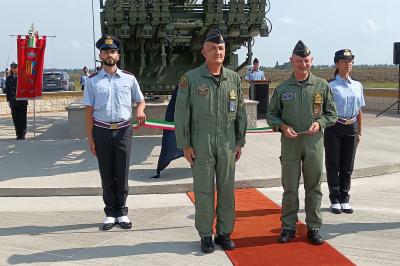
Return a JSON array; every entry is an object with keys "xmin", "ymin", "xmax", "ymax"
[{"xmin": 92, "ymin": 0, "xmax": 96, "ymax": 70}]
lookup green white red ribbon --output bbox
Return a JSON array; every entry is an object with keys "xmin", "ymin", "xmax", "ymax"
[{"xmin": 133, "ymin": 119, "xmax": 274, "ymax": 134}]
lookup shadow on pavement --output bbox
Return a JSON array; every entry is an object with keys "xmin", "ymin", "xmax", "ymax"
[
  {"xmin": 0, "ymin": 223, "xmax": 100, "ymax": 236},
  {"xmin": 0, "ymin": 116, "xmax": 69, "ymax": 141},
  {"xmin": 7, "ymin": 242, "xmax": 205, "ymax": 264},
  {"xmin": 322, "ymin": 221, "xmax": 400, "ymax": 240},
  {"xmin": 0, "ymin": 223, "xmax": 192, "ymax": 237},
  {"xmin": 130, "ymin": 167, "xmax": 192, "ymax": 182},
  {"xmin": 0, "ymin": 131, "xmax": 165, "ymax": 182}
]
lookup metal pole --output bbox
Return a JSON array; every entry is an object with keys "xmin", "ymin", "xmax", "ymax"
[
  {"xmin": 92, "ymin": 0, "xmax": 97, "ymax": 70},
  {"xmin": 398, "ymin": 64, "xmax": 400, "ymax": 114},
  {"xmin": 9, "ymin": 34, "xmax": 56, "ymax": 37},
  {"xmin": 33, "ymin": 98, "xmax": 36, "ymax": 140}
]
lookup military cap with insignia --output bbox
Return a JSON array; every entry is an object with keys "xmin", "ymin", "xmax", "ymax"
[
  {"xmin": 10, "ymin": 61, "xmax": 17, "ymax": 68},
  {"xmin": 95, "ymin": 35, "xmax": 121, "ymax": 50},
  {"xmin": 204, "ymin": 29, "xmax": 225, "ymax": 44},
  {"xmin": 293, "ymin": 40, "xmax": 311, "ymax": 58},
  {"xmin": 253, "ymin": 58, "xmax": 259, "ymax": 64},
  {"xmin": 334, "ymin": 49, "xmax": 355, "ymax": 63}
]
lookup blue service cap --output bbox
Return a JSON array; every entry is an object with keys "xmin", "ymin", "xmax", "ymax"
[
  {"xmin": 334, "ymin": 49, "xmax": 355, "ymax": 63},
  {"xmin": 293, "ymin": 40, "xmax": 311, "ymax": 58},
  {"xmin": 204, "ymin": 29, "xmax": 225, "ymax": 44},
  {"xmin": 95, "ymin": 35, "xmax": 121, "ymax": 50}
]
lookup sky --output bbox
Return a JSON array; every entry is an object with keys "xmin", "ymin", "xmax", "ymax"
[{"xmin": 1, "ymin": 0, "xmax": 400, "ymax": 70}]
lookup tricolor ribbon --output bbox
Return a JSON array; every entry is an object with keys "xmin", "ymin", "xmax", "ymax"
[{"xmin": 132, "ymin": 119, "xmax": 274, "ymax": 134}]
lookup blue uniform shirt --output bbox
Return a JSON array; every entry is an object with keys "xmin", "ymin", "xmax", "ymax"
[
  {"xmin": 80, "ymin": 74, "xmax": 88, "ymax": 86},
  {"xmin": 83, "ymin": 68, "xmax": 144, "ymax": 122},
  {"xmin": 245, "ymin": 69, "xmax": 265, "ymax": 81},
  {"xmin": 0, "ymin": 76, "xmax": 5, "ymax": 92},
  {"xmin": 329, "ymin": 75, "xmax": 365, "ymax": 118}
]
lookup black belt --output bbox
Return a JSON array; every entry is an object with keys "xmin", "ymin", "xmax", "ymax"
[
  {"xmin": 337, "ymin": 116, "xmax": 356, "ymax": 125},
  {"xmin": 93, "ymin": 119, "xmax": 130, "ymax": 129}
]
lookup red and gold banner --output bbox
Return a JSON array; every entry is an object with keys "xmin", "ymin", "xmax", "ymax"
[{"xmin": 16, "ymin": 35, "xmax": 46, "ymax": 99}]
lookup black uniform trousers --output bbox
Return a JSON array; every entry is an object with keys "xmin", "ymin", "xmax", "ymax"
[
  {"xmin": 93, "ymin": 125, "xmax": 132, "ymax": 217},
  {"xmin": 9, "ymin": 101, "xmax": 28, "ymax": 139},
  {"xmin": 324, "ymin": 121, "xmax": 358, "ymax": 204}
]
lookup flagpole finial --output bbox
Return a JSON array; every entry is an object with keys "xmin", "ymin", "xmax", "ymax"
[
  {"xmin": 29, "ymin": 23, "xmax": 35, "ymax": 35},
  {"xmin": 28, "ymin": 23, "xmax": 38, "ymax": 48}
]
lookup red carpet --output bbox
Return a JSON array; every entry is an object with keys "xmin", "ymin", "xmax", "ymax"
[{"xmin": 187, "ymin": 188, "xmax": 354, "ymax": 266}]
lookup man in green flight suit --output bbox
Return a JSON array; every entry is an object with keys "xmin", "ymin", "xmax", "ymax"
[
  {"xmin": 267, "ymin": 40, "xmax": 337, "ymax": 245},
  {"xmin": 174, "ymin": 29, "xmax": 247, "ymax": 254}
]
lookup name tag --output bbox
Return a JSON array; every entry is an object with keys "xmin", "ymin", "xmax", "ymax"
[
  {"xmin": 229, "ymin": 100, "xmax": 237, "ymax": 112},
  {"xmin": 281, "ymin": 92, "xmax": 294, "ymax": 101},
  {"xmin": 229, "ymin": 89, "xmax": 237, "ymax": 112}
]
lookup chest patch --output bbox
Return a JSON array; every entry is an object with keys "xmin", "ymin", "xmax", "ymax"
[
  {"xmin": 313, "ymin": 91, "xmax": 324, "ymax": 117},
  {"xmin": 281, "ymin": 92, "xmax": 294, "ymax": 101},
  {"xmin": 197, "ymin": 84, "xmax": 209, "ymax": 96},
  {"xmin": 229, "ymin": 89, "xmax": 237, "ymax": 100},
  {"xmin": 314, "ymin": 92, "xmax": 323, "ymax": 104}
]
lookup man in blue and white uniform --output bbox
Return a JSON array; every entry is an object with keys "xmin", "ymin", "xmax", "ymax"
[
  {"xmin": 83, "ymin": 35, "xmax": 146, "ymax": 231},
  {"xmin": 80, "ymin": 66, "xmax": 89, "ymax": 91},
  {"xmin": 244, "ymin": 57, "xmax": 265, "ymax": 81}
]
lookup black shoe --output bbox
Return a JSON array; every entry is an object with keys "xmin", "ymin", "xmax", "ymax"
[
  {"xmin": 214, "ymin": 234, "xmax": 235, "ymax": 250},
  {"xmin": 119, "ymin": 222, "xmax": 132, "ymax": 229},
  {"xmin": 307, "ymin": 230, "xmax": 324, "ymax": 245},
  {"xmin": 341, "ymin": 203, "xmax": 353, "ymax": 214},
  {"xmin": 330, "ymin": 203, "xmax": 342, "ymax": 214},
  {"xmin": 102, "ymin": 223, "xmax": 115, "ymax": 231},
  {"xmin": 331, "ymin": 208, "xmax": 342, "ymax": 214},
  {"xmin": 117, "ymin": 216, "xmax": 132, "ymax": 229},
  {"xmin": 102, "ymin": 217, "xmax": 116, "ymax": 231},
  {"xmin": 342, "ymin": 208, "xmax": 353, "ymax": 214},
  {"xmin": 278, "ymin": 229, "xmax": 296, "ymax": 243},
  {"xmin": 201, "ymin": 236, "xmax": 215, "ymax": 253}
]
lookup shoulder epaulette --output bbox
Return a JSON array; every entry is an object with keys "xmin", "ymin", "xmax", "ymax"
[
  {"xmin": 327, "ymin": 78, "xmax": 335, "ymax": 83},
  {"xmin": 351, "ymin": 77, "xmax": 360, "ymax": 82},
  {"xmin": 88, "ymin": 72, "xmax": 98, "ymax": 78},
  {"xmin": 122, "ymin": 70, "xmax": 134, "ymax": 76}
]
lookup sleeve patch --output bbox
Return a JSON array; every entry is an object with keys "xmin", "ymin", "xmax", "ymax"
[
  {"xmin": 178, "ymin": 76, "xmax": 188, "ymax": 90},
  {"xmin": 88, "ymin": 72, "xmax": 98, "ymax": 78},
  {"xmin": 122, "ymin": 70, "xmax": 134, "ymax": 76}
]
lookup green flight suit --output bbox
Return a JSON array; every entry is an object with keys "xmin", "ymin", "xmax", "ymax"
[
  {"xmin": 267, "ymin": 73, "xmax": 337, "ymax": 230},
  {"xmin": 174, "ymin": 63, "xmax": 247, "ymax": 237}
]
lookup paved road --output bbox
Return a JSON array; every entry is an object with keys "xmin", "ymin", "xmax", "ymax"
[{"xmin": 0, "ymin": 173, "xmax": 399, "ymax": 265}]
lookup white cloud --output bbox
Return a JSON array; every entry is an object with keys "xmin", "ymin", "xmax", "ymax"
[
  {"xmin": 69, "ymin": 39, "xmax": 81, "ymax": 48},
  {"xmin": 361, "ymin": 19, "xmax": 379, "ymax": 34},
  {"xmin": 279, "ymin": 17, "xmax": 296, "ymax": 25}
]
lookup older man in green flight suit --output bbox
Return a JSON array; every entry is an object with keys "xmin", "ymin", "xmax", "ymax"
[
  {"xmin": 267, "ymin": 40, "xmax": 337, "ymax": 245},
  {"xmin": 174, "ymin": 29, "xmax": 247, "ymax": 254}
]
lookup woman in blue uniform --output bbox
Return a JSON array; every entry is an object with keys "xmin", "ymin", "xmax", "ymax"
[{"xmin": 325, "ymin": 49, "xmax": 365, "ymax": 214}]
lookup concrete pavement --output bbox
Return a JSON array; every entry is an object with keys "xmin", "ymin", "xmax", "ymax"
[
  {"xmin": 0, "ymin": 111, "xmax": 400, "ymax": 196},
  {"xmin": 0, "ymin": 173, "xmax": 399, "ymax": 265},
  {"xmin": 1, "ymin": 110, "xmax": 400, "ymax": 265}
]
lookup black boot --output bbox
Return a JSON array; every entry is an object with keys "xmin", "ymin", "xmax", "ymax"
[
  {"xmin": 201, "ymin": 236, "xmax": 214, "ymax": 253},
  {"xmin": 214, "ymin": 234, "xmax": 235, "ymax": 250},
  {"xmin": 307, "ymin": 230, "xmax": 324, "ymax": 245},
  {"xmin": 278, "ymin": 229, "xmax": 296, "ymax": 243}
]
